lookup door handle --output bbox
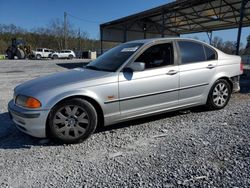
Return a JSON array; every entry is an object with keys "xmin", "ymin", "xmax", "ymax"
[
  {"xmin": 207, "ymin": 64, "xmax": 215, "ymax": 69},
  {"xmin": 166, "ymin": 70, "xmax": 179, "ymax": 75}
]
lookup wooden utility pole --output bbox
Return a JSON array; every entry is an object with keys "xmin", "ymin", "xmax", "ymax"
[
  {"xmin": 78, "ymin": 28, "xmax": 81, "ymax": 58},
  {"xmin": 64, "ymin": 12, "xmax": 67, "ymax": 49}
]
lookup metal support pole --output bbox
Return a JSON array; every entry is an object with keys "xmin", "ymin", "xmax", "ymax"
[
  {"xmin": 78, "ymin": 28, "xmax": 81, "ymax": 58},
  {"xmin": 236, "ymin": 0, "xmax": 247, "ymax": 55},
  {"xmin": 207, "ymin": 31, "xmax": 213, "ymax": 45},
  {"xmin": 100, "ymin": 27, "xmax": 103, "ymax": 55},
  {"xmin": 64, "ymin": 12, "xmax": 67, "ymax": 49}
]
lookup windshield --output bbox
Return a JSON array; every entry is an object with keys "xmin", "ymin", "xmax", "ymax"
[{"xmin": 86, "ymin": 43, "xmax": 143, "ymax": 72}]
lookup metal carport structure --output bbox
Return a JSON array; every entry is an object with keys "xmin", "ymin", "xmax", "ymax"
[{"xmin": 100, "ymin": 0, "xmax": 250, "ymax": 54}]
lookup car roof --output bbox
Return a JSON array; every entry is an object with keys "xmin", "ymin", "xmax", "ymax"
[{"xmin": 126, "ymin": 37, "xmax": 207, "ymax": 45}]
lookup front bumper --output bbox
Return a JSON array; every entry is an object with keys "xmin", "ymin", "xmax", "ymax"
[{"xmin": 8, "ymin": 100, "xmax": 50, "ymax": 138}]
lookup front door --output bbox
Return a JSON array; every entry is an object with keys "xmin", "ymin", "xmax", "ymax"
[{"xmin": 118, "ymin": 42, "xmax": 179, "ymax": 118}]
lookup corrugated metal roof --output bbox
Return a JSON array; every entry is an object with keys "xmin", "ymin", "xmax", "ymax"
[{"xmin": 101, "ymin": 0, "xmax": 250, "ymax": 43}]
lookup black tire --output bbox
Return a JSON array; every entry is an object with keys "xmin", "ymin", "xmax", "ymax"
[
  {"xmin": 6, "ymin": 49, "xmax": 14, "ymax": 59},
  {"xmin": 206, "ymin": 79, "xmax": 231, "ymax": 110},
  {"xmin": 68, "ymin": 55, "xmax": 73, "ymax": 59},
  {"xmin": 36, "ymin": 54, "xmax": 42, "ymax": 60},
  {"xmin": 52, "ymin": 55, "xmax": 58, "ymax": 59},
  {"xmin": 48, "ymin": 98, "xmax": 98, "ymax": 144}
]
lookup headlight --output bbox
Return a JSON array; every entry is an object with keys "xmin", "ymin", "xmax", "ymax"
[{"xmin": 16, "ymin": 95, "xmax": 41, "ymax": 109}]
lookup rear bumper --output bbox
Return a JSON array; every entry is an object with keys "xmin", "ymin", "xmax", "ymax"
[{"xmin": 8, "ymin": 100, "xmax": 49, "ymax": 138}]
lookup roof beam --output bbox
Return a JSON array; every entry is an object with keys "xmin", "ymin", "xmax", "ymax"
[
  {"xmin": 160, "ymin": 13, "xmax": 249, "ymax": 30},
  {"xmin": 149, "ymin": 5, "xmax": 246, "ymax": 27},
  {"xmin": 144, "ymin": 18, "xmax": 180, "ymax": 35},
  {"xmin": 222, "ymin": 0, "xmax": 250, "ymax": 21},
  {"xmin": 177, "ymin": 11, "xmax": 211, "ymax": 31},
  {"xmin": 100, "ymin": 0, "xmax": 250, "ymax": 43}
]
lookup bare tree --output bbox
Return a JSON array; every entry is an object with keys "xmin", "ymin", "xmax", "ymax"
[{"xmin": 212, "ymin": 36, "xmax": 223, "ymax": 49}]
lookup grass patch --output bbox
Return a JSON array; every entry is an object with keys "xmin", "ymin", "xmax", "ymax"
[{"xmin": 0, "ymin": 55, "xmax": 6, "ymax": 60}]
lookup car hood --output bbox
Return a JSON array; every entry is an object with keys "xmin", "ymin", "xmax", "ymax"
[{"xmin": 15, "ymin": 68, "xmax": 113, "ymax": 96}]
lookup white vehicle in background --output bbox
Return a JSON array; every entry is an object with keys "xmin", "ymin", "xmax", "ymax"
[
  {"xmin": 33, "ymin": 48, "xmax": 54, "ymax": 59},
  {"xmin": 51, "ymin": 50, "xmax": 76, "ymax": 59}
]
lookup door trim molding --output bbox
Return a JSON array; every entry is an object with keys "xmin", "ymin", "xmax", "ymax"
[{"xmin": 104, "ymin": 82, "xmax": 209, "ymax": 104}]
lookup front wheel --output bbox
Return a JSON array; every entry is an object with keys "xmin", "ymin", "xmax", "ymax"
[
  {"xmin": 48, "ymin": 98, "xmax": 98, "ymax": 144},
  {"xmin": 206, "ymin": 79, "xmax": 231, "ymax": 110}
]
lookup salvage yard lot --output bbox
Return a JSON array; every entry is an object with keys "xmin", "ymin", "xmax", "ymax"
[{"xmin": 0, "ymin": 60, "xmax": 250, "ymax": 187}]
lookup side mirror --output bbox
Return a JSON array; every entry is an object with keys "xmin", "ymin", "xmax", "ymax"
[{"xmin": 126, "ymin": 62, "xmax": 145, "ymax": 72}]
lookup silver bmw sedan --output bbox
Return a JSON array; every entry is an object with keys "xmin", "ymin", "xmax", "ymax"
[{"xmin": 8, "ymin": 38, "xmax": 242, "ymax": 143}]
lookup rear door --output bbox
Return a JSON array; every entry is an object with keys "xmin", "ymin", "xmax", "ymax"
[{"xmin": 177, "ymin": 40, "xmax": 217, "ymax": 105}]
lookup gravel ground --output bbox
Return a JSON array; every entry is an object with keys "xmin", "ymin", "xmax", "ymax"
[{"xmin": 0, "ymin": 60, "xmax": 250, "ymax": 187}]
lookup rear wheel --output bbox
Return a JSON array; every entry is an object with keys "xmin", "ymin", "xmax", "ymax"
[
  {"xmin": 6, "ymin": 49, "xmax": 14, "ymax": 59},
  {"xmin": 48, "ymin": 98, "xmax": 97, "ymax": 144},
  {"xmin": 36, "ymin": 54, "xmax": 42, "ymax": 60},
  {"xmin": 52, "ymin": 55, "xmax": 58, "ymax": 59},
  {"xmin": 206, "ymin": 79, "xmax": 231, "ymax": 110}
]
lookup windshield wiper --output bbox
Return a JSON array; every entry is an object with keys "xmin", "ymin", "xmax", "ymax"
[
  {"xmin": 85, "ymin": 65, "xmax": 101, "ymax": 71},
  {"xmin": 86, "ymin": 65, "xmax": 112, "ymax": 72}
]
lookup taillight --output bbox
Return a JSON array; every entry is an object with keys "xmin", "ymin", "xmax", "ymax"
[{"xmin": 240, "ymin": 61, "xmax": 244, "ymax": 73}]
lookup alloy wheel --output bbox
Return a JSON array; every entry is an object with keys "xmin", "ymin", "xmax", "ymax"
[
  {"xmin": 53, "ymin": 105, "xmax": 89, "ymax": 139},
  {"xmin": 212, "ymin": 82, "xmax": 229, "ymax": 107}
]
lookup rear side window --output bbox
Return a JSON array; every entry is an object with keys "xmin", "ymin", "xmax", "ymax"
[
  {"xmin": 204, "ymin": 45, "xmax": 216, "ymax": 60},
  {"xmin": 178, "ymin": 41, "xmax": 206, "ymax": 64}
]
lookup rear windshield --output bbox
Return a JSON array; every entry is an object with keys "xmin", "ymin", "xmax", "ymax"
[{"xmin": 86, "ymin": 43, "xmax": 143, "ymax": 72}]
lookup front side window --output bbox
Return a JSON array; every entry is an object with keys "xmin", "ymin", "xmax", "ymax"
[
  {"xmin": 135, "ymin": 43, "xmax": 173, "ymax": 69},
  {"xmin": 178, "ymin": 41, "xmax": 206, "ymax": 64},
  {"xmin": 86, "ymin": 43, "xmax": 143, "ymax": 72}
]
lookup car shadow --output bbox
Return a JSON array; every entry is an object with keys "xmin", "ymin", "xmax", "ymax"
[
  {"xmin": 0, "ymin": 105, "xmax": 211, "ymax": 149},
  {"xmin": 95, "ymin": 105, "xmax": 210, "ymax": 133},
  {"xmin": 0, "ymin": 112, "xmax": 58, "ymax": 149},
  {"xmin": 56, "ymin": 62, "xmax": 88, "ymax": 69}
]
